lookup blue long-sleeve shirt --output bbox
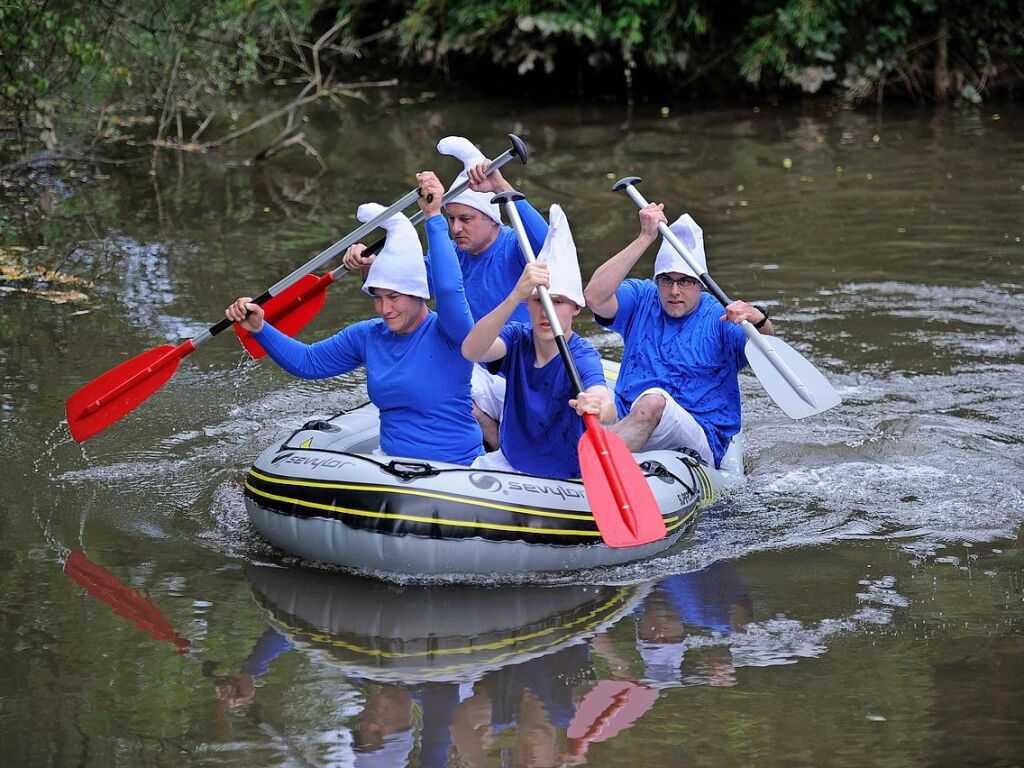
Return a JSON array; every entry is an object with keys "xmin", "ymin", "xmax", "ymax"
[
  {"xmin": 254, "ymin": 215, "xmax": 483, "ymax": 465},
  {"xmin": 426, "ymin": 198, "xmax": 548, "ymax": 323}
]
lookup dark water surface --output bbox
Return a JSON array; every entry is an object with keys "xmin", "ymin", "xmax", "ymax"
[{"xmin": 1, "ymin": 95, "xmax": 1022, "ymax": 766}]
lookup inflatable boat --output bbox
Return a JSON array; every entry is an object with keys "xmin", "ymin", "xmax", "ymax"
[{"xmin": 243, "ymin": 397, "xmax": 743, "ymax": 579}]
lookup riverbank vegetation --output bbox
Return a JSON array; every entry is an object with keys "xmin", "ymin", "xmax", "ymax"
[{"xmin": 2, "ymin": 1, "xmax": 1021, "ymax": 168}]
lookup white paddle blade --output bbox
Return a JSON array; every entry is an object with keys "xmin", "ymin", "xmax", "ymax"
[{"xmin": 744, "ymin": 335, "xmax": 842, "ymax": 419}]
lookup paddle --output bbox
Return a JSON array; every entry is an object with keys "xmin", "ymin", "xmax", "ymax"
[
  {"xmin": 235, "ymin": 133, "xmax": 529, "ymax": 359},
  {"xmin": 493, "ymin": 191, "xmax": 665, "ymax": 549},
  {"xmin": 566, "ymin": 680, "xmax": 659, "ymax": 758},
  {"xmin": 613, "ymin": 176, "xmax": 842, "ymax": 420},
  {"xmin": 64, "ymin": 550, "xmax": 191, "ymax": 653},
  {"xmin": 63, "ymin": 551, "xmax": 312, "ymax": 763},
  {"xmin": 65, "ymin": 134, "xmax": 528, "ymax": 442}
]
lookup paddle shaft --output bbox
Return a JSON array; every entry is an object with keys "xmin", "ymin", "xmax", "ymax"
[
  {"xmin": 76, "ymin": 137, "xmax": 527, "ymax": 421},
  {"xmin": 500, "ymin": 196, "xmax": 639, "ymax": 537},
  {"xmin": 616, "ymin": 180, "xmax": 817, "ymax": 408}
]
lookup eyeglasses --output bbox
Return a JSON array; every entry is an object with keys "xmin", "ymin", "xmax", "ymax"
[{"xmin": 656, "ymin": 274, "xmax": 701, "ymax": 288}]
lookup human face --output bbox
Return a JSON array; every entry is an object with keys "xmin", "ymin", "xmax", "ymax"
[
  {"xmin": 527, "ymin": 293, "xmax": 581, "ymax": 343},
  {"xmin": 655, "ymin": 272, "xmax": 703, "ymax": 318},
  {"xmin": 372, "ymin": 289, "xmax": 427, "ymax": 335},
  {"xmin": 445, "ymin": 202, "xmax": 500, "ymax": 255}
]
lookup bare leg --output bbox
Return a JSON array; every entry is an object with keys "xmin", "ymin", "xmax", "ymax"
[
  {"xmin": 608, "ymin": 393, "xmax": 666, "ymax": 452},
  {"xmin": 473, "ymin": 403, "xmax": 500, "ymax": 452}
]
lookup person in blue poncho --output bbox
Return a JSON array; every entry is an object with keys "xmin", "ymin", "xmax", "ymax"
[
  {"xmin": 225, "ymin": 171, "xmax": 483, "ymax": 466},
  {"xmin": 342, "ymin": 137, "xmax": 549, "ymax": 451},
  {"xmin": 584, "ymin": 203, "xmax": 775, "ymax": 469},
  {"xmin": 461, "ymin": 204, "xmax": 615, "ymax": 479}
]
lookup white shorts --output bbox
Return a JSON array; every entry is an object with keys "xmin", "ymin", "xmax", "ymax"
[
  {"xmin": 471, "ymin": 448, "xmax": 515, "ymax": 472},
  {"xmin": 471, "ymin": 364, "xmax": 506, "ymax": 422},
  {"xmin": 632, "ymin": 387, "xmax": 713, "ymax": 466}
]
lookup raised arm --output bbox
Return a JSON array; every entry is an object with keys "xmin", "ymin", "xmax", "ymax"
[
  {"xmin": 468, "ymin": 159, "xmax": 548, "ymax": 253},
  {"xmin": 462, "ymin": 262, "xmax": 549, "ymax": 363},
  {"xmin": 418, "ymin": 171, "xmax": 475, "ymax": 346},
  {"xmin": 583, "ymin": 202, "xmax": 666, "ymax": 318}
]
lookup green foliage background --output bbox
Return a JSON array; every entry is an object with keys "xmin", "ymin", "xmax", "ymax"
[{"xmin": 1, "ymin": 0, "xmax": 1021, "ymax": 156}]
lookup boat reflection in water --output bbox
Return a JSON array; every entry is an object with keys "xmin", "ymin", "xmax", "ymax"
[{"xmin": 243, "ymin": 564, "xmax": 650, "ymax": 766}]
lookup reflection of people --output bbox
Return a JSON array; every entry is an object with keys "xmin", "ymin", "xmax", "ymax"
[
  {"xmin": 343, "ymin": 137, "xmax": 549, "ymax": 451},
  {"xmin": 226, "ymin": 170, "xmax": 483, "ymax": 465},
  {"xmin": 462, "ymin": 206, "xmax": 614, "ymax": 478},
  {"xmin": 635, "ymin": 563, "xmax": 754, "ymax": 687},
  {"xmin": 584, "ymin": 204, "xmax": 774, "ymax": 468},
  {"xmin": 450, "ymin": 644, "xmax": 589, "ymax": 767},
  {"xmin": 211, "ymin": 627, "xmax": 293, "ymax": 709}
]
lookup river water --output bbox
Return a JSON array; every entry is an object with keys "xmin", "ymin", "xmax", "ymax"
[{"xmin": 1, "ymin": 94, "xmax": 1022, "ymax": 766}]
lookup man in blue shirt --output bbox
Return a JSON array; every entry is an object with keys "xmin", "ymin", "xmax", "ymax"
[
  {"xmin": 462, "ymin": 205, "xmax": 614, "ymax": 479},
  {"xmin": 342, "ymin": 137, "xmax": 548, "ymax": 451},
  {"xmin": 226, "ymin": 171, "xmax": 483, "ymax": 466},
  {"xmin": 584, "ymin": 203, "xmax": 774, "ymax": 468}
]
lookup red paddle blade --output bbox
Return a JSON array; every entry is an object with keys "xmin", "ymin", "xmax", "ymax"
[
  {"xmin": 578, "ymin": 423, "xmax": 666, "ymax": 548},
  {"xmin": 64, "ymin": 551, "xmax": 190, "ymax": 652},
  {"xmin": 235, "ymin": 273, "xmax": 329, "ymax": 359},
  {"xmin": 567, "ymin": 680, "xmax": 659, "ymax": 753},
  {"xmin": 65, "ymin": 342, "xmax": 189, "ymax": 442}
]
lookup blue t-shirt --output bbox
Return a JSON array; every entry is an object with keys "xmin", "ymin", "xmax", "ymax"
[
  {"xmin": 596, "ymin": 281, "xmax": 747, "ymax": 467},
  {"xmin": 254, "ymin": 216, "xmax": 482, "ymax": 466},
  {"xmin": 426, "ymin": 199, "xmax": 548, "ymax": 324},
  {"xmin": 490, "ymin": 322, "xmax": 607, "ymax": 479}
]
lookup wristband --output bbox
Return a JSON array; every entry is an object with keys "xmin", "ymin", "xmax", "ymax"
[{"xmin": 752, "ymin": 304, "xmax": 769, "ymax": 329}]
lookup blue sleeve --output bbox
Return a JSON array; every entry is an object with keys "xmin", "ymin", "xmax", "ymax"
[
  {"xmin": 514, "ymin": 198, "xmax": 548, "ymax": 258},
  {"xmin": 252, "ymin": 320, "xmax": 366, "ymax": 379},
  {"xmin": 425, "ymin": 215, "xmax": 474, "ymax": 347},
  {"xmin": 486, "ymin": 321, "xmax": 523, "ymax": 375},
  {"xmin": 573, "ymin": 337, "xmax": 607, "ymax": 390},
  {"xmin": 594, "ymin": 278, "xmax": 645, "ymax": 332},
  {"xmin": 239, "ymin": 628, "xmax": 293, "ymax": 678}
]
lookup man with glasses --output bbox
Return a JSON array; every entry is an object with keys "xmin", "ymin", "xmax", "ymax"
[{"xmin": 583, "ymin": 203, "xmax": 773, "ymax": 468}]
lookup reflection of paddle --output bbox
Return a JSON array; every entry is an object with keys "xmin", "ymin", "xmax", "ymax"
[
  {"xmin": 64, "ymin": 550, "xmax": 190, "ymax": 652},
  {"xmin": 613, "ymin": 176, "xmax": 842, "ymax": 420},
  {"xmin": 567, "ymin": 680, "xmax": 659, "ymax": 757},
  {"xmin": 235, "ymin": 134, "xmax": 529, "ymax": 360},
  {"xmin": 65, "ymin": 134, "xmax": 528, "ymax": 442},
  {"xmin": 63, "ymin": 551, "xmax": 314, "ymax": 764},
  {"xmin": 494, "ymin": 191, "xmax": 665, "ymax": 549}
]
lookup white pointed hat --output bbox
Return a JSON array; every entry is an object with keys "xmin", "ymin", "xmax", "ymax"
[
  {"xmin": 537, "ymin": 204, "xmax": 585, "ymax": 307},
  {"xmin": 436, "ymin": 136, "xmax": 502, "ymax": 224},
  {"xmin": 359, "ymin": 203, "xmax": 430, "ymax": 299},
  {"xmin": 653, "ymin": 213, "xmax": 708, "ymax": 279}
]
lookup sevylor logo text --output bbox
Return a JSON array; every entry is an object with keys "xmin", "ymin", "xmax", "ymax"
[
  {"xmin": 271, "ymin": 452, "xmax": 354, "ymax": 470},
  {"xmin": 506, "ymin": 479, "xmax": 584, "ymax": 501}
]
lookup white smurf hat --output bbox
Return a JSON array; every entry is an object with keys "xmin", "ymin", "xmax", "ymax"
[
  {"xmin": 653, "ymin": 213, "xmax": 708, "ymax": 279},
  {"xmin": 359, "ymin": 203, "xmax": 430, "ymax": 299},
  {"xmin": 436, "ymin": 135, "xmax": 502, "ymax": 224},
  {"xmin": 537, "ymin": 204, "xmax": 585, "ymax": 307}
]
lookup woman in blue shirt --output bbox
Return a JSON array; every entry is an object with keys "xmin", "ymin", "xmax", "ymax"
[
  {"xmin": 225, "ymin": 171, "xmax": 483, "ymax": 466},
  {"xmin": 460, "ymin": 205, "xmax": 615, "ymax": 479}
]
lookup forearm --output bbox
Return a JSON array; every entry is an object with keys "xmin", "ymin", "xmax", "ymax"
[
  {"xmin": 462, "ymin": 295, "xmax": 517, "ymax": 361},
  {"xmin": 426, "ymin": 214, "xmax": 475, "ymax": 342},
  {"xmin": 253, "ymin": 323, "xmax": 354, "ymax": 379},
  {"xmin": 584, "ymin": 234, "xmax": 657, "ymax": 313}
]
